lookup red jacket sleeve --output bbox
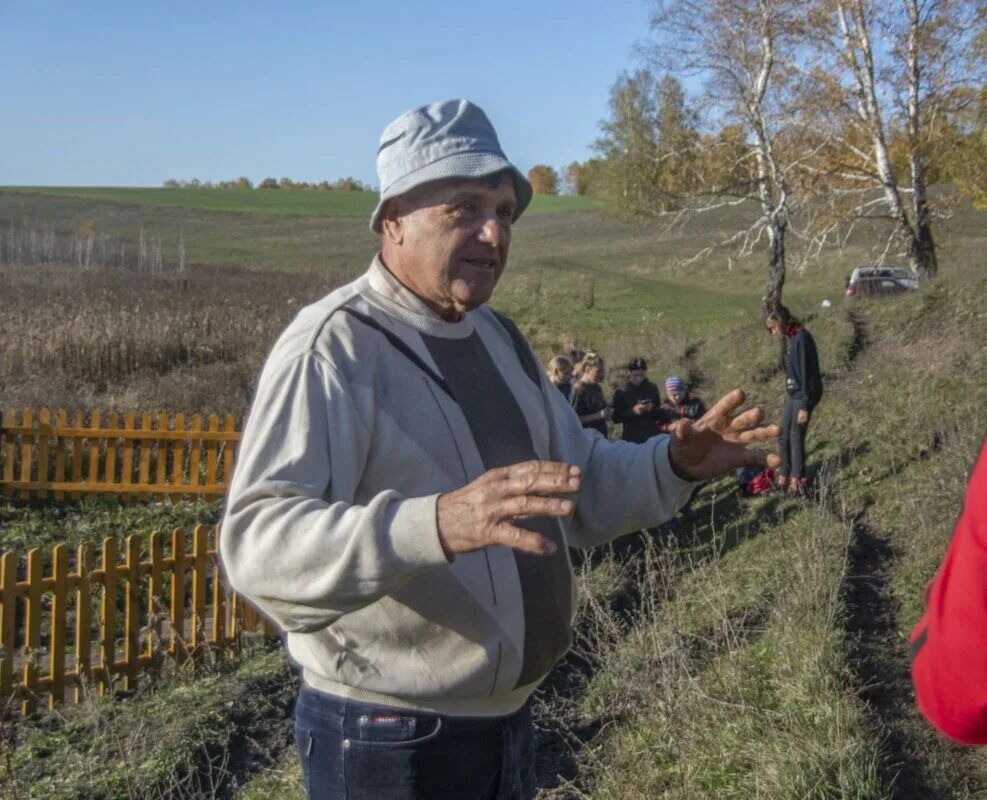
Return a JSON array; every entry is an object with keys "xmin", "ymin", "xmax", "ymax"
[{"xmin": 910, "ymin": 440, "xmax": 987, "ymax": 744}]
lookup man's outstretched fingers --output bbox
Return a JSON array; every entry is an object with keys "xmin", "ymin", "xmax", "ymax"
[
  {"xmin": 497, "ymin": 495, "xmax": 574, "ymax": 520},
  {"xmin": 729, "ymin": 406, "xmax": 764, "ymax": 432},
  {"xmin": 737, "ymin": 424, "xmax": 782, "ymax": 444},
  {"xmin": 502, "ymin": 461, "xmax": 581, "ymax": 496},
  {"xmin": 705, "ymin": 388, "xmax": 746, "ymax": 421}
]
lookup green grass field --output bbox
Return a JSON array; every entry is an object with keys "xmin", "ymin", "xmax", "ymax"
[
  {"xmin": 0, "ymin": 186, "xmax": 598, "ymax": 217},
  {"xmin": 2, "ymin": 188, "xmax": 986, "ymax": 799}
]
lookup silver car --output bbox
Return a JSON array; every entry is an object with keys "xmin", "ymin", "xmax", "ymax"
[{"xmin": 845, "ymin": 266, "xmax": 919, "ymax": 298}]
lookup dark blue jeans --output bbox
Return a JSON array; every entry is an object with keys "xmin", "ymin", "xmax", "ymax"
[
  {"xmin": 294, "ymin": 684, "xmax": 536, "ymax": 800},
  {"xmin": 779, "ymin": 395, "xmax": 810, "ymax": 480}
]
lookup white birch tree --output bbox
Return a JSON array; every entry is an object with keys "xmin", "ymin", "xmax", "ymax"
[
  {"xmin": 646, "ymin": 0, "xmax": 807, "ymax": 306},
  {"xmin": 808, "ymin": 0, "xmax": 983, "ymax": 277}
]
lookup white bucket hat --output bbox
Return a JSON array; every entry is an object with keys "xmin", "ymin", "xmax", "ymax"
[{"xmin": 370, "ymin": 99, "xmax": 533, "ymax": 233}]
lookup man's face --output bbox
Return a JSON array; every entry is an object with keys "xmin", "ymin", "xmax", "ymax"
[
  {"xmin": 382, "ymin": 173, "xmax": 516, "ymax": 320},
  {"xmin": 766, "ymin": 319, "xmax": 782, "ymax": 337},
  {"xmin": 628, "ymin": 369, "xmax": 646, "ymax": 386},
  {"xmin": 669, "ymin": 389, "xmax": 686, "ymax": 404}
]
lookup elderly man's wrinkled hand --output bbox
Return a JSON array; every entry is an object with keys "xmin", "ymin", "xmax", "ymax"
[
  {"xmin": 436, "ymin": 460, "xmax": 581, "ymax": 559},
  {"xmin": 668, "ymin": 389, "xmax": 781, "ymax": 482}
]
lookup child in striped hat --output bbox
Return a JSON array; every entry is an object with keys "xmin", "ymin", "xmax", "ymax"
[{"xmin": 658, "ymin": 376, "xmax": 706, "ymax": 432}]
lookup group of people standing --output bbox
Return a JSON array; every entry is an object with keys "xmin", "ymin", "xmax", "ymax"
[
  {"xmin": 547, "ymin": 351, "xmax": 707, "ymax": 444},
  {"xmin": 548, "ymin": 301, "xmax": 822, "ymax": 500}
]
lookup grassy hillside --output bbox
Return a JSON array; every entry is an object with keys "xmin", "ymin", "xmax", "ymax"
[
  {"xmin": 1, "ymin": 191, "xmax": 986, "ymax": 798},
  {"xmin": 0, "ymin": 186, "xmax": 596, "ymax": 218}
]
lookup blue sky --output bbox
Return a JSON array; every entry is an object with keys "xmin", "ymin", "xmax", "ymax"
[{"xmin": 1, "ymin": 0, "xmax": 653, "ymax": 187}]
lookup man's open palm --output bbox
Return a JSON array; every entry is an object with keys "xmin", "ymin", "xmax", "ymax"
[{"xmin": 668, "ymin": 389, "xmax": 781, "ymax": 481}]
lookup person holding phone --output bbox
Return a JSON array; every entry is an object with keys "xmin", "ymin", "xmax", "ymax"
[{"xmin": 613, "ymin": 356, "xmax": 662, "ymax": 443}]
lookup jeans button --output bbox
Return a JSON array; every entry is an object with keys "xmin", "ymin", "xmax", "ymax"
[{"xmin": 343, "ymin": 738, "xmax": 351, "ymax": 749}]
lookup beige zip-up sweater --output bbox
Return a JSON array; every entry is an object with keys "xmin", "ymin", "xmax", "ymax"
[{"xmin": 220, "ymin": 257, "xmax": 693, "ymax": 717}]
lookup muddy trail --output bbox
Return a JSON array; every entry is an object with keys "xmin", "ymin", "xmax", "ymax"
[
  {"xmin": 843, "ymin": 519, "xmax": 938, "ymax": 798},
  {"xmin": 828, "ymin": 308, "xmax": 954, "ymax": 798}
]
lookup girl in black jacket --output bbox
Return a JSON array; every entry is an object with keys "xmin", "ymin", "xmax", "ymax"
[{"xmin": 765, "ymin": 303, "xmax": 823, "ymax": 495}]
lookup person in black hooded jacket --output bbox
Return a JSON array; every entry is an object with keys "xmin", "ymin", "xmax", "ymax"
[
  {"xmin": 765, "ymin": 303, "xmax": 822, "ymax": 495},
  {"xmin": 612, "ymin": 357, "xmax": 662, "ymax": 443}
]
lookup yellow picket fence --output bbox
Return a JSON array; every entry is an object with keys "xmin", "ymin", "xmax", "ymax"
[
  {"xmin": 0, "ymin": 408, "xmax": 242, "ymax": 500},
  {"xmin": 0, "ymin": 525, "xmax": 270, "ymax": 716}
]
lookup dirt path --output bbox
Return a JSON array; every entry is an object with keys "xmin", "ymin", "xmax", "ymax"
[
  {"xmin": 843, "ymin": 519, "xmax": 939, "ymax": 798},
  {"xmin": 831, "ymin": 307, "xmax": 954, "ymax": 798}
]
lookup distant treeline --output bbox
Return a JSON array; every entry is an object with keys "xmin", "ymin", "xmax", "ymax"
[
  {"xmin": 162, "ymin": 176, "xmax": 371, "ymax": 192},
  {"xmin": 1, "ymin": 223, "xmax": 186, "ymax": 272}
]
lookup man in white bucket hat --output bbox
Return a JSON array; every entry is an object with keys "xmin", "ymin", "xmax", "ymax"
[{"xmin": 221, "ymin": 99, "xmax": 780, "ymax": 799}]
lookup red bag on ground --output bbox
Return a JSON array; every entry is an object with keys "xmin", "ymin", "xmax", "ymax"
[{"xmin": 746, "ymin": 468, "xmax": 775, "ymax": 496}]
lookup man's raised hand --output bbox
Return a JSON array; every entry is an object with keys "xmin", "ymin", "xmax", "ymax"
[
  {"xmin": 436, "ymin": 460, "xmax": 581, "ymax": 558},
  {"xmin": 668, "ymin": 389, "xmax": 781, "ymax": 481}
]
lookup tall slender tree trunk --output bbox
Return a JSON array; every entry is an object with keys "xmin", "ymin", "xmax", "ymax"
[
  {"xmin": 910, "ymin": 169, "xmax": 938, "ymax": 277},
  {"xmin": 763, "ymin": 218, "xmax": 787, "ymax": 306},
  {"xmin": 750, "ymin": 7, "xmax": 788, "ymax": 311},
  {"xmin": 906, "ymin": 0, "xmax": 938, "ymax": 277}
]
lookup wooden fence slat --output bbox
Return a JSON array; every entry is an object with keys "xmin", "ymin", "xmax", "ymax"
[
  {"xmin": 172, "ymin": 414, "xmax": 186, "ymax": 492},
  {"xmin": 123, "ymin": 535, "xmax": 141, "ymax": 691},
  {"xmin": 24, "ymin": 550, "xmax": 42, "ymax": 650},
  {"xmin": 191, "ymin": 526, "xmax": 208, "ymax": 653},
  {"xmin": 188, "ymin": 415, "xmax": 202, "ymax": 493},
  {"xmin": 147, "ymin": 532, "xmax": 164, "ymax": 668},
  {"xmin": 86, "ymin": 411, "xmax": 102, "ymax": 490},
  {"xmin": 222, "ymin": 415, "xmax": 236, "ymax": 486},
  {"xmin": 70, "ymin": 411, "xmax": 83, "ymax": 500},
  {"xmin": 156, "ymin": 413, "xmax": 168, "ymax": 495},
  {"xmin": 170, "ymin": 529, "xmax": 186, "ymax": 664},
  {"xmin": 19, "ymin": 409, "xmax": 33, "ymax": 501},
  {"xmin": 49, "ymin": 544, "xmax": 69, "ymax": 709},
  {"xmin": 2, "ymin": 409, "xmax": 15, "ymax": 494},
  {"xmin": 37, "ymin": 409, "xmax": 51, "ymax": 501},
  {"xmin": 99, "ymin": 538, "xmax": 117, "ymax": 696},
  {"xmin": 137, "ymin": 413, "xmax": 152, "ymax": 501},
  {"xmin": 205, "ymin": 415, "xmax": 219, "ymax": 491},
  {"xmin": 54, "ymin": 410, "xmax": 68, "ymax": 501},
  {"xmin": 22, "ymin": 549, "xmax": 43, "ymax": 715},
  {"xmin": 211, "ymin": 527, "xmax": 225, "ymax": 648},
  {"xmin": 105, "ymin": 411, "xmax": 119, "ymax": 496},
  {"xmin": 0, "ymin": 553, "xmax": 16, "ymax": 699},
  {"xmin": 75, "ymin": 543, "xmax": 93, "ymax": 703},
  {"xmin": 21, "ymin": 662, "xmax": 37, "ymax": 717},
  {"xmin": 230, "ymin": 591, "xmax": 240, "ymax": 640},
  {"xmin": 120, "ymin": 412, "xmax": 135, "ymax": 502}
]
